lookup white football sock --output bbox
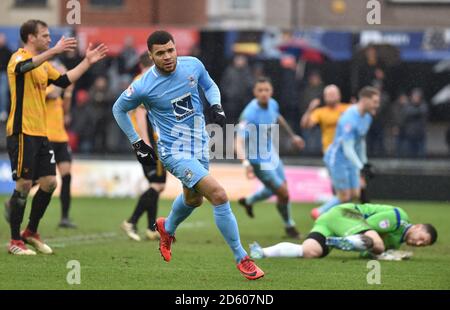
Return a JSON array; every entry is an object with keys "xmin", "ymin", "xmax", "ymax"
[{"xmin": 262, "ymin": 242, "xmax": 303, "ymax": 258}]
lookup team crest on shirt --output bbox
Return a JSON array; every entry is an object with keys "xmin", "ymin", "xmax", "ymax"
[
  {"xmin": 184, "ymin": 169, "xmax": 194, "ymax": 182},
  {"xmin": 344, "ymin": 123, "xmax": 352, "ymax": 133},
  {"xmin": 125, "ymin": 86, "xmax": 134, "ymax": 97},
  {"xmin": 379, "ymin": 220, "xmax": 390, "ymax": 229},
  {"xmin": 187, "ymin": 75, "xmax": 197, "ymax": 88}
]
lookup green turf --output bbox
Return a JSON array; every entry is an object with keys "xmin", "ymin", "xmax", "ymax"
[{"xmin": 0, "ymin": 196, "xmax": 449, "ymax": 290}]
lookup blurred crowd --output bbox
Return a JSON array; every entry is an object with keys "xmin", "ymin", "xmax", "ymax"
[{"xmin": 0, "ymin": 33, "xmax": 449, "ymax": 158}]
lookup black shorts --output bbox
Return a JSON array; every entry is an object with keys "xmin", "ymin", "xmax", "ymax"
[
  {"xmin": 142, "ymin": 160, "xmax": 167, "ymax": 184},
  {"xmin": 7, "ymin": 134, "xmax": 56, "ymax": 181},
  {"xmin": 50, "ymin": 142, "xmax": 72, "ymax": 164},
  {"xmin": 306, "ymin": 232, "xmax": 330, "ymax": 258}
]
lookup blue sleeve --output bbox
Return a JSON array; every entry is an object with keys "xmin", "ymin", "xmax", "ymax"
[
  {"xmin": 112, "ymin": 83, "xmax": 143, "ymax": 144},
  {"xmin": 357, "ymin": 140, "xmax": 368, "ymax": 165},
  {"xmin": 340, "ymin": 117, "xmax": 357, "ymax": 142},
  {"xmin": 342, "ymin": 139, "xmax": 364, "ymax": 170},
  {"xmin": 196, "ymin": 58, "xmax": 221, "ymax": 106}
]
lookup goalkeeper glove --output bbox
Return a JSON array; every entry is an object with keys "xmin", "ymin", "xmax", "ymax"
[
  {"xmin": 211, "ymin": 104, "xmax": 226, "ymax": 127},
  {"xmin": 361, "ymin": 163, "xmax": 375, "ymax": 180},
  {"xmin": 132, "ymin": 140, "xmax": 157, "ymax": 166}
]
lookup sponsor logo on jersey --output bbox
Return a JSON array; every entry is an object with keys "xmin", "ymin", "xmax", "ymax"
[
  {"xmin": 171, "ymin": 93, "xmax": 194, "ymax": 121},
  {"xmin": 379, "ymin": 219, "xmax": 390, "ymax": 229}
]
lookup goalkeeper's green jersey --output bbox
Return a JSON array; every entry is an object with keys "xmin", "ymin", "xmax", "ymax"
[{"xmin": 341, "ymin": 203, "xmax": 412, "ymax": 249}]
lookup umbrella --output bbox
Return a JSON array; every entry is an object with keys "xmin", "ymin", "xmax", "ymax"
[{"xmin": 278, "ymin": 38, "xmax": 328, "ymax": 63}]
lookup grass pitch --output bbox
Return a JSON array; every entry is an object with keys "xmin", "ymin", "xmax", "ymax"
[{"xmin": 0, "ymin": 196, "xmax": 449, "ymax": 290}]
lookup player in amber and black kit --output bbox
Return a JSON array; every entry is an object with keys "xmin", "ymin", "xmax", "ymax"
[
  {"xmin": 46, "ymin": 61, "xmax": 76, "ymax": 228},
  {"xmin": 4, "ymin": 19, "xmax": 108, "ymax": 255}
]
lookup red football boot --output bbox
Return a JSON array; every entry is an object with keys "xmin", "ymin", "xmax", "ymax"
[
  {"xmin": 237, "ymin": 256, "xmax": 265, "ymax": 280},
  {"xmin": 155, "ymin": 217, "xmax": 175, "ymax": 262}
]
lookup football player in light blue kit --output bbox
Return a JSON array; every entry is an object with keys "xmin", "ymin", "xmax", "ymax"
[
  {"xmin": 112, "ymin": 31, "xmax": 264, "ymax": 280},
  {"xmin": 315, "ymin": 86, "xmax": 380, "ymax": 218},
  {"xmin": 236, "ymin": 77, "xmax": 305, "ymax": 239}
]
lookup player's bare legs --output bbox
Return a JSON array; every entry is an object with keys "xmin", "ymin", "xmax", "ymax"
[{"xmin": 364, "ymin": 230, "xmax": 385, "ymax": 254}]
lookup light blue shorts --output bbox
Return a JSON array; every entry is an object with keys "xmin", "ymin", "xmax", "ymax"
[
  {"xmin": 325, "ymin": 161, "xmax": 360, "ymax": 191},
  {"xmin": 251, "ymin": 160, "xmax": 286, "ymax": 191},
  {"xmin": 162, "ymin": 155, "xmax": 209, "ymax": 189}
]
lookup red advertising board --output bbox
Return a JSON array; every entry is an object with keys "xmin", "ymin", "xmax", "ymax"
[{"xmin": 76, "ymin": 26, "xmax": 199, "ymax": 56}]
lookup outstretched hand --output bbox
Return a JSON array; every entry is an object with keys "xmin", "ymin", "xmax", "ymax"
[
  {"xmin": 85, "ymin": 43, "xmax": 109, "ymax": 65},
  {"xmin": 53, "ymin": 36, "xmax": 77, "ymax": 54}
]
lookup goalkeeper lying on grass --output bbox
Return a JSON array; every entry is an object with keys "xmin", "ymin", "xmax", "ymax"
[{"xmin": 250, "ymin": 203, "xmax": 437, "ymax": 261}]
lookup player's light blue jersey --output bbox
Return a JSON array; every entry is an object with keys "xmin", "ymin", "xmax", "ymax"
[
  {"xmin": 112, "ymin": 56, "xmax": 221, "ymax": 160},
  {"xmin": 239, "ymin": 98, "xmax": 280, "ymax": 165},
  {"xmin": 325, "ymin": 105, "xmax": 372, "ymax": 168}
]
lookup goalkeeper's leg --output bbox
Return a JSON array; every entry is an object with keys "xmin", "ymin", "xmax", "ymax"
[{"xmin": 250, "ymin": 233, "xmax": 329, "ymax": 259}]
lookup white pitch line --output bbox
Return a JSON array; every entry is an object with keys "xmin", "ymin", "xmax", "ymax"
[{"xmin": 2, "ymin": 221, "xmax": 209, "ymax": 249}]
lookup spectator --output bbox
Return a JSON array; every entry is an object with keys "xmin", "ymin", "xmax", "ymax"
[
  {"xmin": 279, "ymin": 55, "xmax": 300, "ymax": 134},
  {"xmin": 88, "ymin": 76, "xmax": 115, "ymax": 153},
  {"xmin": 220, "ymin": 54, "xmax": 254, "ymax": 123},
  {"xmin": 299, "ymin": 70, "xmax": 324, "ymax": 115},
  {"xmin": 0, "ymin": 33, "xmax": 12, "ymax": 121},
  {"xmin": 401, "ymin": 88, "xmax": 428, "ymax": 158},
  {"xmin": 117, "ymin": 36, "xmax": 139, "ymax": 77},
  {"xmin": 367, "ymin": 69, "xmax": 390, "ymax": 156},
  {"xmin": 390, "ymin": 93, "xmax": 409, "ymax": 156},
  {"xmin": 71, "ymin": 90, "xmax": 96, "ymax": 153},
  {"xmin": 351, "ymin": 46, "xmax": 385, "ymax": 98}
]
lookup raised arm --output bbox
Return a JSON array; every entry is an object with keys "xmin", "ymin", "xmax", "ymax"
[
  {"xmin": 278, "ymin": 115, "xmax": 305, "ymax": 150},
  {"xmin": 300, "ymin": 98, "xmax": 321, "ymax": 129},
  {"xmin": 15, "ymin": 36, "xmax": 77, "ymax": 75},
  {"xmin": 66, "ymin": 43, "xmax": 109, "ymax": 84}
]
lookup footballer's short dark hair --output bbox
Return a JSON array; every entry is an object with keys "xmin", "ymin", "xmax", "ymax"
[
  {"xmin": 20, "ymin": 19, "xmax": 48, "ymax": 43},
  {"xmin": 254, "ymin": 76, "xmax": 272, "ymax": 87},
  {"xmin": 423, "ymin": 224, "xmax": 438, "ymax": 245},
  {"xmin": 147, "ymin": 30, "xmax": 175, "ymax": 51},
  {"xmin": 139, "ymin": 52, "xmax": 153, "ymax": 68}
]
